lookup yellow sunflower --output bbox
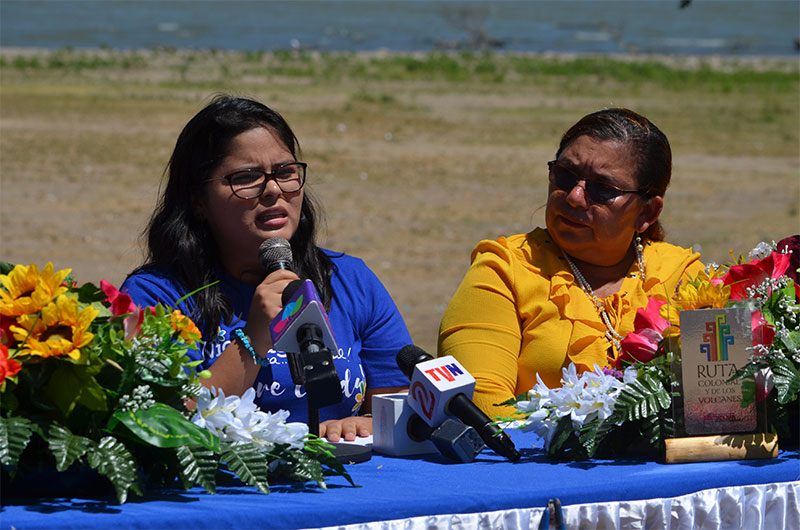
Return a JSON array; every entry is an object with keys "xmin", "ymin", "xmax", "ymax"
[
  {"xmin": 0, "ymin": 263, "xmax": 71, "ymax": 317},
  {"xmin": 10, "ymin": 294, "xmax": 99, "ymax": 360},
  {"xmin": 661, "ymin": 272, "xmax": 732, "ymax": 331},
  {"xmin": 169, "ymin": 310, "xmax": 201, "ymax": 344}
]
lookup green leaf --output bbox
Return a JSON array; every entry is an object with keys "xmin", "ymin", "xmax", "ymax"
[
  {"xmin": 0, "ymin": 415, "xmax": 34, "ymax": 467},
  {"xmin": 547, "ymin": 414, "xmax": 583, "ymax": 460},
  {"xmin": 577, "ymin": 414, "xmax": 607, "ymax": 459},
  {"xmin": 74, "ymin": 281, "xmax": 107, "ymax": 304},
  {"xmin": 615, "ymin": 371, "xmax": 671, "ymax": 423},
  {"xmin": 728, "ymin": 361, "xmax": 762, "ymax": 383},
  {"xmin": 291, "ymin": 450, "xmax": 327, "ymax": 487},
  {"xmin": 48, "ymin": 423, "xmax": 93, "ymax": 471},
  {"xmin": 221, "ymin": 442, "xmax": 269, "ymax": 495},
  {"xmin": 772, "ymin": 358, "xmax": 800, "ymax": 405},
  {"xmin": 176, "ymin": 445, "xmax": 218, "ymax": 493},
  {"xmin": 780, "ymin": 330, "xmax": 800, "ymax": 355},
  {"xmin": 639, "ymin": 409, "xmax": 673, "ymax": 446},
  {"xmin": 301, "ymin": 436, "xmax": 355, "ymax": 487},
  {"xmin": 109, "ymin": 403, "xmax": 220, "ymax": 452},
  {"xmin": 740, "ymin": 379, "xmax": 757, "ymax": 408},
  {"xmin": 87, "ymin": 436, "xmax": 141, "ymax": 504},
  {"xmin": 41, "ymin": 363, "xmax": 107, "ymax": 418},
  {"xmin": 268, "ymin": 444, "xmax": 329, "ymax": 489}
]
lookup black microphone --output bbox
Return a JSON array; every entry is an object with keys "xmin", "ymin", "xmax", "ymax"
[
  {"xmin": 259, "ymin": 237, "xmax": 294, "ymax": 275},
  {"xmin": 288, "ymin": 322, "xmax": 341, "ymax": 410},
  {"xmin": 396, "ymin": 345, "xmax": 521, "ymax": 462},
  {"xmin": 407, "ymin": 414, "xmax": 485, "ymax": 463}
]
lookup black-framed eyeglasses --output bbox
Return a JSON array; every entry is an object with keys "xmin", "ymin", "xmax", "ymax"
[
  {"xmin": 547, "ymin": 160, "xmax": 645, "ymax": 205},
  {"xmin": 203, "ymin": 162, "xmax": 307, "ymax": 199}
]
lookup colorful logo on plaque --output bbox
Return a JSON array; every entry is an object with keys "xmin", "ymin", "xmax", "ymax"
[{"xmin": 700, "ymin": 313, "xmax": 734, "ymax": 362}]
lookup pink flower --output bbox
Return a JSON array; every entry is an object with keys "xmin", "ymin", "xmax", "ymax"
[
  {"xmin": 755, "ymin": 368, "xmax": 774, "ymax": 403},
  {"xmin": 615, "ymin": 299, "xmax": 670, "ymax": 368},
  {"xmin": 722, "ymin": 251, "xmax": 791, "ymax": 301},
  {"xmin": 632, "ymin": 298, "xmax": 670, "ymax": 335},
  {"xmin": 100, "ymin": 280, "xmax": 137, "ymax": 316},
  {"xmin": 100, "ymin": 280, "xmax": 152, "ymax": 339}
]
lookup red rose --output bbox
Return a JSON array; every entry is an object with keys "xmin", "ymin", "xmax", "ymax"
[{"xmin": 0, "ymin": 344, "xmax": 22, "ymax": 385}]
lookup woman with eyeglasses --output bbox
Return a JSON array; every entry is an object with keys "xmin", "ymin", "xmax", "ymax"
[
  {"xmin": 438, "ymin": 108, "xmax": 704, "ymax": 418},
  {"xmin": 122, "ymin": 95, "xmax": 410, "ymax": 441}
]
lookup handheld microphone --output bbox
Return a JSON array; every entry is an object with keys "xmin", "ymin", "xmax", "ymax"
[
  {"xmin": 261, "ymin": 239, "xmax": 342, "ymax": 418},
  {"xmin": 259, "ymin": 238, "xmax": 294, "ymax": 275},
  {"xmin": 396, "ymin": 345, "xmax": 521, "ymax": 462},
  {"xmin": 259, "ymin": 237, "xmax": 339, "ymax": 355}
]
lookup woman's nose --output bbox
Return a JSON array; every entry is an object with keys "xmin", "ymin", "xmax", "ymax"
[
  {"xmin": 564, "ymin": 179, "xmax": 589, "ymax": 208},
  {"xmin": 260, "ymin": 178, "xmax": 282, "ymax": 200}
]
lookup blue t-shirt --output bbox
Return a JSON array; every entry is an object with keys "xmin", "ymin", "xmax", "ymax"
[{"xmin": 121, "ymin": 250, "xmax": 411, "ymax": 424}]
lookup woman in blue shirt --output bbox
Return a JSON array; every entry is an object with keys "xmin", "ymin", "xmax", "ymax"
[{"xmin": 122, "ymin": 95, "xmax": 411, "ymax": 442}]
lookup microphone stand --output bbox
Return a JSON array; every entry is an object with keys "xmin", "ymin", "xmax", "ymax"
[{"xmin": 287, "ymin": 323, "xmax": 371, "ymax": 464}]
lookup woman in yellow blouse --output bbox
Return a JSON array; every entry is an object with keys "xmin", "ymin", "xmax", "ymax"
[{"xmin": 438, "ymin": 108, "xmax": 704, "ymax": 418}]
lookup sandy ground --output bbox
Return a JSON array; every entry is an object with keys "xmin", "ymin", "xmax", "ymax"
[{"xmin": 1, "ymin": 49, "xmax": 798, "ymax": 352}]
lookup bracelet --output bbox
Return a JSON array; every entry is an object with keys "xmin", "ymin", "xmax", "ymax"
[{"xmin": 233, "ymin": 328, "xmax": 270, "ymax": 368}]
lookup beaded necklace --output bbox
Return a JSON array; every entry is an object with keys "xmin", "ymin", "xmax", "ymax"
[{"xmin": 561, "ymin": 235, "xmax": 646, "ymax": 353}]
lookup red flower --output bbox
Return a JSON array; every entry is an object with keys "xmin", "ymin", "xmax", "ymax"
[
  {"xmin": 0, "ymin": 344, "xmax": 22, "ymax": 385},
  {"xmin": 0, "ymin": 315, "xmax": 14, "ymax": 347},
  {"xmin": 776, "ymin": 235, "xmax": 800, "ymax": 301},
  {"xmin": 615, "ymin": 299, "xmax": 670, "ymax": 368},
  {"xmin": 722, "ymin": 251, "xmax": 791, "ymax": 301},
  {"xmin": 751, "ymin": 310, "xmax": 775, "ymax": 349}
]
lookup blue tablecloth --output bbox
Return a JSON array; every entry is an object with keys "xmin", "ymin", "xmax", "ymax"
[{"xmin": 2, "ymin": 430, "xmax": 798, "ymax": 530}]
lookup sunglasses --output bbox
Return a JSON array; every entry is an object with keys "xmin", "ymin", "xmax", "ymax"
[{"xmin": 547, "ymin": 160, "xmax": 646, "ymax": 205}]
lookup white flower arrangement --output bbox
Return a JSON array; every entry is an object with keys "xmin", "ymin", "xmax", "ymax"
[
  {"xmin": 512, "ymin": 364, "xmax": 637, "ymax": 449},
  {"xmin": 192, "ymin": 387, "xmax": 308, "ymax": 451}
]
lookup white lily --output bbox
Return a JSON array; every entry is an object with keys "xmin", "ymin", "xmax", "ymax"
[{"xmin": 192, "ymin": 387, "xmax": 308, "ymax": 451}]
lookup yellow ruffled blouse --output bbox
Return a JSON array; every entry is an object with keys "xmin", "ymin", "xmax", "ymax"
[{"xmin": 438, "ymin": 228, "xmax": 704, "ymax": 418}]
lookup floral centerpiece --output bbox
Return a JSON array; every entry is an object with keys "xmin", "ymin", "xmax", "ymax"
[
  {"xmin": 0, "ymin": 262, "xmax": 352, "ymax": 503},
  {"xmin": 501, "ymin": 238, "xmax": 800, "ymax": 461}
]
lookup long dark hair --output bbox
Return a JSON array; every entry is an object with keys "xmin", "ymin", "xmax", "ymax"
[
  {"xmin": 134, "ymin": 95, "xmax": 333, "ymax": 338},
  {"xmin": 555, "ymin": 108, "xmax": 671, "ymax": 242}
]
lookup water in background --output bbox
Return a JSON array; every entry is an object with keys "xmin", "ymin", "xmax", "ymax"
[{"xmin": 1, "ymin": 0, "xmax": 798, "ymax": 56}]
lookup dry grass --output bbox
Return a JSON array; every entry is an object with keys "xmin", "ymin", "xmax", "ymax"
[{"xmin": 1, "ymin": 48, "xmax": 798, "ymax": 352}]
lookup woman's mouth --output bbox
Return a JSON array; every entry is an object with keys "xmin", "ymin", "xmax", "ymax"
[
  {"xmin": 257, "ymin": 211, "xmax": 288, "ymax": 228},
  {"xmin": 558, "ymin": 214, "xmax": 587, "ymax": 228}
]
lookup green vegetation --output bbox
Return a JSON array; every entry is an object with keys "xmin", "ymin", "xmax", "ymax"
[{"xmin": 3, "ymin": 48, "xmax": 796, "ymax": 89}]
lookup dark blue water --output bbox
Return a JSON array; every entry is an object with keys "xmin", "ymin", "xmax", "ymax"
[{"xmin": 1, "ymin": 0, "xmax": 798, "ymax": 56}]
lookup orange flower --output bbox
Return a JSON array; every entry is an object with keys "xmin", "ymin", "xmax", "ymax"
[{"xmin": 169, "ymin": 310, "xmax": 201, "ymax": 345}]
